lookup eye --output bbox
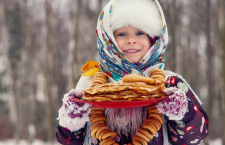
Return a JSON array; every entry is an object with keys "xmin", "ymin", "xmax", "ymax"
[
  {"xmin": 137, "ymin": 31, "xmax": 144, "ymax": 35},
  {"xmin": 117, "ymin": 33, "xmax": 125, "ymax": 36}
]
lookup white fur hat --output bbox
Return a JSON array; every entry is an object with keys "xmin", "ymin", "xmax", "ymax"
[{"xmin": 110, "ymin": 0, "xmax": 163, "ymax": 38}]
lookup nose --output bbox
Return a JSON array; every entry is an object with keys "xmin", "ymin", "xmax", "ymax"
[{"xmin": 126, "ymin": 37, "xmax": 137, "ymax": 44}]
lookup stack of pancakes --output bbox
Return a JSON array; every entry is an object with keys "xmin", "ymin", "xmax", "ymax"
[{"xmin": 82, "ymin": 70, "xmax": 166, "ymax": 102}]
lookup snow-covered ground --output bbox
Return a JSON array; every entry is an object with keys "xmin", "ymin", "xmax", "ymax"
[
  {"xmin": 0, "ymin": 138, "xmax": 222, "ymax": 145},
  {"xmin": 200, "ymin": 138, "xmax": 222, "ymax": 145},
  {"xmin": 0, "ymin": 140, "xmax": 58, "ymax": 145}
]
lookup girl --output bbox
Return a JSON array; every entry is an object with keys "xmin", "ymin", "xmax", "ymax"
[{"xmin": 56, "ymin": 0, "xmax": 209, "ymax": 144}]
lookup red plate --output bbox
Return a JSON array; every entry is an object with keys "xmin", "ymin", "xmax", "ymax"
[{"xmin": 74, "ymin": 97, "xmax": 168, "ymax": 108}]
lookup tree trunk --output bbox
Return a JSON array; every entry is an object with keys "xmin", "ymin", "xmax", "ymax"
[
  {"xmin": 205, "ymin": 0, "xmax": 214, "ymax": 144},
  {"xmin": 98, "ymin": 0, "xmax": 102, "ymax": 9},
  {"xmin": 4, "ymin": 1, "xmax": 24, "ymax": 141},
  {"xmin": 222, "ymin": 29, "xmax": 225, "ymax": 145},
  {"xmin": 71, "ymin": 0, "xmax": 83, "ymax": 88},
  {"xmin": 221, "ymin": 5, "xmax": 225, "ymax": 145},
  {"xmin": 0, "ymin": 0, "xmax": 18, "ymax": 139},
  {"xmin": 170, "ymin": 0, "xmax": 177, "ymax": 72},
  {"xmin": 21, "ymin": 0, "xmax": 35, "ymax": 142},
  {"xmin": 44, "ymin": 0, "xmax": 54, "ymax": 142}
]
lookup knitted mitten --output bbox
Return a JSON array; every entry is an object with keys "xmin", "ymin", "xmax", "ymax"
[
  {"xmin": 157, "ymin": 87, "xmax": 188, "ymax": 120},
  {"xmin": 57, "ymin": 89, "xmax": 92, "ymax": 132}
]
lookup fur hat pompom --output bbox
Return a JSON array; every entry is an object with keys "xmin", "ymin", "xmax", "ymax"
[{"xmin": 110, "ymin": 0, "xmax": 163, "ymax": 38}]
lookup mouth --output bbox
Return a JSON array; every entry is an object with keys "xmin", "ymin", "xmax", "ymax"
[{"xmin": 124, "ymin": 49, "xmax": 140, "ymax": 53}]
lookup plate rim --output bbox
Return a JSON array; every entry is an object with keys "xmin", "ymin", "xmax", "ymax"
[{"xmin": 74, "ymin": 96, "xmax": 168, "ymax": 108}]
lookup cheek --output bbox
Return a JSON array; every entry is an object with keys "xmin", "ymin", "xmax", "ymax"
[
  {"xmin": 147, "ymin": 38, "xmax": 152, "ymax": 48},
  {"xmin": 115, "ymin": 39, "xmax": 123, "ymax": 51},
  {"xmin": 142, "ymin": 39, "xmax": 151, "ymax": 51}
]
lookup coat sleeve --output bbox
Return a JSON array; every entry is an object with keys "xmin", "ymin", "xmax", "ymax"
[
  {"xmin": 165, "ymin": 76, "xmax": 209, "ymax": 145},
  {"xmin": 56, "ymin": 124, "xmax": 86, "ymax": 145}
]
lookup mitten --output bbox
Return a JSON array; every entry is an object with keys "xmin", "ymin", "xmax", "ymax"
[
  {"xmin": 156, "ymin": 87, "xmax": 188, "ymax": 120},
  {"xmin": 57, "ymin": 89, "xmax": 92, "ymax": 132}
]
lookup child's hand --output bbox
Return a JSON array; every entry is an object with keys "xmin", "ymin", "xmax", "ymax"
[
  {"xmin": 57, "ymin": 89, "xmax": 91, "ymax": 132},
  {"xmin": 157, "ymin": 87, "xmax": 188, "ymax": 120},
  {"xmin": 69, "ymin": 89, "xmax": 84, "ymax": 98}
]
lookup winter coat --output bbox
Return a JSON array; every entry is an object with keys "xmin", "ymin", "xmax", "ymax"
[{"xmin": 56, "ymin": 71, "xmax": 208, "ymax": 145}]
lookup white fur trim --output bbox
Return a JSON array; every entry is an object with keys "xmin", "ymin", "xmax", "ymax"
[
  {"xmin": 76, "ymin": 75, "xmax": 93, "ymax": 90},
  {"xmin": 110, "ymin": 0, "xmax": 163, "ymax": 37}
]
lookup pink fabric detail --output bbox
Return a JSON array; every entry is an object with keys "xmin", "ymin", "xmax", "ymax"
[{"xmin": 157, "ymin": 88, "xmax": 188, "ymax": 120}]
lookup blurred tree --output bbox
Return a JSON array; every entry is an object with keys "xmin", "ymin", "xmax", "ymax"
[
  {"xmin": 0, "ymin": 0, "xmax": 7, "ymax": 94},
  {"xmin": 0, "ymin": 0, "xmax": 17, "ymax": 140},
  {"xmin": 0, "ymin": 100, "xmax": 13, "ymax": 139},
  {"xmin": 71, "ymin": 0, "xmax": 83, "ymax": 88},
  {"xmin": 4, "ymin": 0, "xmax": 24, "ymax": 141},
  {"xmin": 44, "ymin": 0, "xmax": 54, "ymax": 142},
  {"xmin": 221, "ymin": 27, "xmax": 225, "ymax": 145},
  {"xmin": 54, "ymin": 7, "xmax": 70, "ymax": 110},
  {"xmin": 28, "ymin": 9, "xmax": 46, "ymax": 141},
  {"xmin": 159, "ymin": 0, "xmax": 182, "ymax": 73},
  {"xmin": 19, "ymin": 0, "xmax": 33, "ymax": 141},
  {"xmin": 221, "ymin": 0, "xmax": 225, "ymax": 143},
  {"xmin": 169, "ymin": 0, "xmax": 178, "ymax": 72},
  {"xmin": 98, "ymin": 0, "xmax": 102, "ymax": 9},
  {"xmin": 205, "ymin": 0, "xmax": 214, "ymax": 144},
  {"xmin": 75, "ymin": 0, "xmax": 103, "ymax": 75}
]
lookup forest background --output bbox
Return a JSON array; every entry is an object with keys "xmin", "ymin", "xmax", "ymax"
[{"xmin": 0, "ymin": 0, "xmax": 225, "ymax": 145}]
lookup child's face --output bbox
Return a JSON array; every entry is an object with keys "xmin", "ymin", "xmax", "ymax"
[{"xmin": 114, "ymin": 26, "xmax": 151, "ymax": 63}]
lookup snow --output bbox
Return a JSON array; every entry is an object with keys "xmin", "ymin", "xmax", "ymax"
[
  {"xmin": 199, "ymin": 138, "xmax": 222, "ymax": 145},
  {"xmin": 0, "ymin": 140, "xmax": 58, "ymax": 145},
  {"xmin": 209, "ymin": 138, "xmax": 222, "ymax": 145}
]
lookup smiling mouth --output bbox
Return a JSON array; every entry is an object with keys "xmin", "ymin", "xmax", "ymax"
[{"xmin": 124, "ymin": 50, "xmax": 140, "ymax": 53}]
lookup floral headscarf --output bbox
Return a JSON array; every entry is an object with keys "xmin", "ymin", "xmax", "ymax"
[{"xmin": 96, "ymin": 0, "xmax": 168, "ymax": 81}]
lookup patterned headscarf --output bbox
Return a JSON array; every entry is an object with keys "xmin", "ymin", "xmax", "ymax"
[{"xmin": 96, "ymin": 0, "xmax": 168, "ymax": 81}]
